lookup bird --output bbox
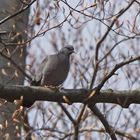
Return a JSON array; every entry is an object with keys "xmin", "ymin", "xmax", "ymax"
[
  {"xmin": 31, "ymin": 45, "xmax": 74, "ymax": 87},
  {"xmin": 22, "ymin": 45, "xmax": 75, "ymax": 107}
]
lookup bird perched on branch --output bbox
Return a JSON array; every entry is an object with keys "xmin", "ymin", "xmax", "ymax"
[
  {"xmin": 21, "ymin": 45, "xmax": 75, "ymax": 107},
  {"xmin": 31, "ymin": 45, "xmax": 74, "ymax": 87}
]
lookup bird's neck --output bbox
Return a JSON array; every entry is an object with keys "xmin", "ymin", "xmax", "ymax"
[{"xmin": 58, "ymin": 52, "xmax": 70, "ymax": 61}]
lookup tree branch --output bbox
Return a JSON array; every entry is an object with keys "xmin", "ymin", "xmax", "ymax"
[
  {"xmin": 97, "ymin": 55, "xmax": 140, "ymax": 90},
  {"xmin": 0, "ymin": 0, "xmax": 36, "ymax": 25},
  {"xmin": 0, "ymin": 85, "xmax": 140, "ymax": 108},
  {"xmin": 88, "ymin": 105, "xmax": 117, "ymax": 140}
]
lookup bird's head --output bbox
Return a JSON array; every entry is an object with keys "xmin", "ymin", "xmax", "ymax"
[{"xmin": 60, "ymin": 45, "xmax": 75, "ymax": 56}]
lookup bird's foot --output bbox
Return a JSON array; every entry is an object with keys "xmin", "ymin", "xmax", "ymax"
[{"xmin": 44, "ymin": 85, "xmax": 60, "ymax": 92}]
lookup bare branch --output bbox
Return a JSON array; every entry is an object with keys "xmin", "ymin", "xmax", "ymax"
[
  {"xmin": 0, "ymin": 85, "xmax": 140, "ymax": 108},
  {"xmin": 0, "ymin": 50, "xmax": 32, "ymax": 80},
  {"xmin": 88, "ymin": 105, "xmax": 117, "ymax": 140},
  {"xmin": 90, "ymin": 0, "xmax": 136, "ymax": 89},
  {"xmin": 98, "ymin": 55, "xmax": 140, "ymax": 90},
  {"xmin": 0, "ymin": 0, "xmax": 36, "ymax": 25}
]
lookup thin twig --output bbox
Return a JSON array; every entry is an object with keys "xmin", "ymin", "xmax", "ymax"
[
  {"xmin": 0, "ymin": 50, "xmax": 32, "ymax": 80},
  {"xmin": 0, "ymin": 0, "xmax": 36, "ymax": 25},
  {"xmin": 98, "ymin": 55, "xmax": 140, "ymax": 91}
]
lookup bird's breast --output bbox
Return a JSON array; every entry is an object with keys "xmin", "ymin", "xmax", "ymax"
[{"xmin": 41, "ymin": 57, "xmax": 70, "ymax": 86}]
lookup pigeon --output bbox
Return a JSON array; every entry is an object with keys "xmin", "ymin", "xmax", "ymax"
[
  {"xmin": 23, "ymin": 45, "xmax": 75, "ymax": 107},
  {"xmin": 31, "ymin": 45, "xmax": 74, "ymax": 87}
]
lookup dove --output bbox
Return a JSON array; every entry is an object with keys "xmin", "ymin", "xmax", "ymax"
[
  {"xmin": 23, "ymin": 45, "xmax": 75, "ymax": 107},
  {"xmin": 31, "ymin": 45, "xmax": 74, "ymax": 87}
]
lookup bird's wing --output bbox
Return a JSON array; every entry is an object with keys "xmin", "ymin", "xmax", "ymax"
[{"xmin": 35, "ymin": 56, "xmax": 48, "ymax": 82}]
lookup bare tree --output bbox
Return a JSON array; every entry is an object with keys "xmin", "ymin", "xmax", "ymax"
[{"xmin": 0, "ymin": 0, "xmax": 140, "ymax": 140}]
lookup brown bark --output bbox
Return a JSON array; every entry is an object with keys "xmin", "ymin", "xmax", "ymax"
[{"xmin": 0, "ymin": 85, "xmax": 139, "ymax": 108}]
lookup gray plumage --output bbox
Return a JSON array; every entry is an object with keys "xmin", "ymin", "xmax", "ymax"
[{"xmin": 31, "ymin": 45, "xmax": 74, "ymax": 86}]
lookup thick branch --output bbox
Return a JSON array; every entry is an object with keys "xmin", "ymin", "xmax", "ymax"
[{"xmin": 0, "ymin": 85, "xmax": 140, "ymax": 108}]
